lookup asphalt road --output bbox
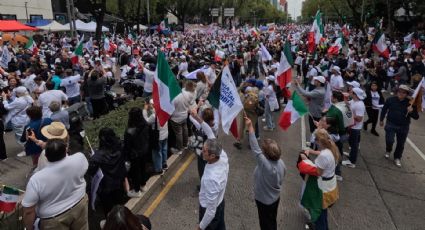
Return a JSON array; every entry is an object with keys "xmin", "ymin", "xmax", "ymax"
[{"xmin": 138, "ymin": 110, "xmax": 425, "ymax": 230}]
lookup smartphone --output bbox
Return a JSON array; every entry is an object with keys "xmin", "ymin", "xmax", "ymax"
[{"xmin": 27, "ymin": 128, "xmax": 34, "ymax": 136}]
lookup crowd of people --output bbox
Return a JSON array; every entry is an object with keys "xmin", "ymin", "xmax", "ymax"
[{"xmin": 0, "ymin": 21, "xmax": 423, "ymax": 230}]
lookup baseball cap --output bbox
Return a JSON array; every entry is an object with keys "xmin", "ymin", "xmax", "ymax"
[{"xmin": 313, "ymin": 76, "xmax": 326, "ymax": 84}]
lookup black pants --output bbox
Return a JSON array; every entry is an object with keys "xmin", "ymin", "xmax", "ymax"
[
  {"xmin": 129, "ymin": 156, "xmax": 149, "ymax": 192},
  {"xmin": 255, "ymin": 199, "xmax": 279, "ymax": 230},
  {"xmin": 197, "ymin": 154, "xmax": 207, "ymax": 180},
  {"xmin": 365, "ymin": 107, "xmax": 379, "ymax": 131},
  {"xmin": 199, "ymin": 200, "xmax": 225, "ymax": 230},
  {"xmin": 0, "ymin": 121, "xmax": 6, "ymax": 160},
  {"xmin": 91, "ymin": 98, "xmax": 107, "ymax": 119},
  {"xmin": 308, "ymin": 116, "xmax": 321, "ymax": 134},
  {"xmin": 315, "ymin": 209, "xmax": 329, "ymax": 230},
  {"xmin": 99, "ymin": 189, "xmax": 126, "ymax": 217}
]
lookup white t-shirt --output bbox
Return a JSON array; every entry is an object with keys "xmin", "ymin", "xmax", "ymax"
[
  {"xmin": 205, "ymin": 67, "xmax": 217, "ymax": 85},
  {"xmin": 38, "ymin": 90, "xmax": 68, "ymax": 118},
  {"xmin": 60, "ymin": 75, "xmax": 81, "ymax": 98},
  {"xmin": 350, "ymin": 100, "xmax": 365, "ymax": 130},
  {"xmin": 315, "ymin": 149, "xmax": 336, "ymax": 178},
  {"xmin": 330, "ymin": 74, "xmax": 344, "ymax": 91},
  {"xmin": 21, "ymin": 153, "xmax": 88, "ymax": 218}
]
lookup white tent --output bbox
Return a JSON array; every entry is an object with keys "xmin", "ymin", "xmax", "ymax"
[
  {"xmin": 65, "ymin": 20, "xmax": 109, "ymax": 32},
  {"xmin": 132, "ymin": 24, "xmax": 148, "ymax": 30},
  {"xmin": 37, "ymin": 20, "xmax": 70, "ymax": 32}
]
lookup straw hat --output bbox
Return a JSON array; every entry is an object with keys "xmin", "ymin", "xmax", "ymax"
[{"xmin": 41, "ymin": 122, "xmax": 68, "ymax": 139}]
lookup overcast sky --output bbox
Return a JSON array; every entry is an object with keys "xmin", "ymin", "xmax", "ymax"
[{"xmin": 287, "ymin": 0, "xmax": 304, "ymax": 19}]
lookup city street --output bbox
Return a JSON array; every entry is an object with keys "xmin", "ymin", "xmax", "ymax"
[{"xmin": 138, "ymin": 112, "xmax": 425, "ymax": 230}]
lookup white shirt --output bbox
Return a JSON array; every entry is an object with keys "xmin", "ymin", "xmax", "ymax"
[
  {"xmin": 3, "ymin": 96, "xmax": 33, "ymax": 125},
  {"xmin": 22, "ymin": 74, "xmax": 37, "ymax": 93},
  {"xmin": 143, "ymin": 68, "xmax": 154, "ymax": 93},
  {"xmin": 21, "ymin": 153, "xmax": 88, "ymax": 218},
  {"xmin": 371, "ymin": 91, "xmax": 382, "ymax": 109},
  {"xmin": 178, "ymin": 62, "xmax": 189, "ymax": 76},
  {"xmin": 330, "ymin": 74, "xmax": 344, "ymax": 91},
  {"xmin": 171, "ymin": 90, "xmax": 196, "ymax": 123},
  {"xmin": 38, "ymin": 90, "xmax": 68, "ymax": 118},
  {"xmin": 205, "ymin": 67, "xmax": 217, "ymax": 85},
  {"xmin": 199, "ymin": 150, "xmax": 229, "ymax": 230},
  {"xmin": 60, "ymin": 75, "xmax": 81, "ymax": 98},
  {"xmin": 143, "ymin": 109, "xmax": 168, "ymax": 140},
  {"xmin": 350, "ymin": 100, "xmax": 365, "ymax": 130},
  {"xmin": 315, "ymin": 149, "xmax": 336, "ymax": 178}
]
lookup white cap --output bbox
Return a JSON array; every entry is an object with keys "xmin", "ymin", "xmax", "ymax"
[
  {"xmin": 332, "ymin": 66, "xmax": 341, "ymax": 73},
  {"xmin": 352, "ymin": 87, "xmax": 366, "ymax": 100},
  {"xmin": 266, "ymin": 75, "xmax": 276, "ymax": 81},
  {"xmin": 347, "ymin": 81, "xmax": 360, "ymax": 88},
  {"xmin": 15, "ymin": 86, "xmax": 28, "ymax": 94},
  {"xmin": 313, "ymin": 76, "xmax": 326, "ymax": 84}
]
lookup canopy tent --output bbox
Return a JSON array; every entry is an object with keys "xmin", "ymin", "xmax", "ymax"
[
  {"xmin": 1, "ymin": 34, "xmax": 28, "ymax": 45},
  {"xmin": 38, "ymin": 21, "xmax": 70, "ymax": 32},
  {"xmin": 26, "ymin": 19, "xmax": 51, "ymax": 27},
  {"xmin": 132, "ymin": 24, "xmax": 148, "ymax": 30},
  {"xmin": 65, "ymin": 20, "xmax": 109, "ymax": 32},
  {"xmin": 0, "ymin": 20, "xmax": 37, "ymax": 32}
]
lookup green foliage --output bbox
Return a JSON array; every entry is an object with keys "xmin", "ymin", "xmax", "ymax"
[{"xmin": 84, "ymin": 99, "xmax": 145, "ymax": 147}]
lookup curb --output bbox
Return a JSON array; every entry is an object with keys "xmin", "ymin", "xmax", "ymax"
[{"xmin": 125, "ymin": 150, "xmax": 191, "ymax": 213}]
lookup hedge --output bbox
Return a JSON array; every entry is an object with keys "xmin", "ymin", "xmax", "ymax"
[{"xmin": 84, "ymin": 98, "xmax": 145, "ymax": 148}]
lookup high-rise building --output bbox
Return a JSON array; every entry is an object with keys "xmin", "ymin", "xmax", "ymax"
[{"xmin": 280, "ymin": 0, "xmax": 288, "ymax": 13}]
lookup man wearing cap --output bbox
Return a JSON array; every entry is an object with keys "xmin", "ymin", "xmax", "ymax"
[
  {"xmin": 294, "ymin": 76, "xmax": 326, "ymax": 133},
  {"xmin": 22, "ymin": 137, "xmax": 88, "ymax": 230},
  {"xmin": 60, "ymin": 69, "xmax": 81, "ymax": 105},
  {"xmin": 342, "ymin": 88, "xmax": 366, "ymax": 168},
  {"xmin": 330, "ymin": 66, "xmax": 344, "ymax": 91},
  {"xmin": 379, "ymin": 85, "xmax": 419, "ymax": 167}
]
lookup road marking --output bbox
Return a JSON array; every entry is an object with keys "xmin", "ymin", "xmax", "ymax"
[
  {"xmin": 301, "ymin": 116, "xmax": 306, "ymax": 149},
  {"xmin": 144, "ymin": 153, "xmax": 196, "ymax": 217},
  {"xmin": 406, "ymin": 137, "xmax": 425, "ymax": 161}
]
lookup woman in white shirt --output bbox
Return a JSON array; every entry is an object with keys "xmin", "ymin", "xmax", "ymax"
[
  {"xmin": 364, "ymin": 81, "xmax": 385, "ymax": 136},
  {"xmin": 263, "ymin": 75, "xmax": 278, "ymax": 131},
  {"xmin": 3, "ymin": 86, "xmax": 34, "ymax": 143}
]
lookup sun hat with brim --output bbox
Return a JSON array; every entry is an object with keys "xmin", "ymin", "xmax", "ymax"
[
  {"xmin": 41, "ymin": 122, "xmax": 68, "ymax": 140},
  {"xmin": 352, "ymin": 88, "xmax": 366, "ymax": 100},
  {"xmin": 313, "ymin": 76, "xmax": 326, "ymax": 84},
  {"xmin": 347, "ymin": 81, "xmax": 360, "ymax": 88},
  {"xmin": 398, "ymin": 85, "xmax": 413, "ymax": 95}
]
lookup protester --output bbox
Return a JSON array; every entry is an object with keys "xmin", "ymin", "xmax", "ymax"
[
  {"xmin": 364, "ymin": 82, "xmax": 385, "ymax": 136},
  {"xmin": 245, "ymin": 116, "xmax": 285, "ymax": 230},
  {"xmin": 87, "ymin": 69, "xmax": 107, "ymax": 119},
  {"xmin": 37, "ymin": 81, "xmax": 68, "ymax": 118},
  {"xmin": 263, "ymin": 75, "xmax": 278, "ymax": 131},
  {"xmin": 49, "ymin": 101, "xmax": 70, "ymax": 129},
  {"xmin": 103, "ymin": 205, "xmax": 151, "ymax": 230},
  {"xmin": 88, "ymin": 128, "xmax": 127, "ymax": 216},
  {"xmin": 380, "ymin": 85, "xmax": 419, "ymax": 167},
  {"xmin": 198, "ymin": 139, "xmax": 229, "ymax": 230},
  {"xmin": 22, "ymin": 139, "xmax": 89, "ymax": 230},
  {"xmin": 60, "ymin": 69, "xmax": 81, "ymax": 105}
]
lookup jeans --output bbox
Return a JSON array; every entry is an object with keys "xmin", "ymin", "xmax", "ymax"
[
  {"xmin": 314, "ymin": 209, "xmax": 328, "ymax": 230},
  {"xmin": 169, "ymin": 120, "xmax": 188, "ymax": 150},
  {"xmin": 199, "ymin": 200, "xmax": 226, "ymax": 230},
  {"xmin": 12, "ymin": 122, "xmax": 25, "ymax": 145},
  {"xmin": 152, "ymin": 139, "xmax": 168, "ymax": 172},
  {"xmin": 68, "ymin": 95, "xmax": 81, "ymax": 106},
  {"xmin": 84, "ymin": 97, "xmax": 93, "ymax": 116},
  {"xmin": 255, "ymin": 198, "xmax": 279, "ymax": 230},
  {"xmin": 385, "ymin": 123, "xmax": 409, "ymax": 159},
  {"xmin": 91, "ymin": 98, "xmax": 107, "ymax": 119},
  {"xmin": 348, "ymin": 129, "xmax": 361, "ymax": 164},
  {"xmin": 265, "ymin": 101, "xmax": 275, "ymax": 129}
]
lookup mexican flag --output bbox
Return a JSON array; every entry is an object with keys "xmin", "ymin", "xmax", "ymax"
[
  {"xmin": 372, "ymin": 31, "xmax": 390, "ymax": 59},
  {"xmin": 260, "ymin": 43, "xmax": 272, "ymax": 61},
  {"xmin": 327, "ymin": 34, "xmax": 345, "ymax": 55},
  {"xmin": 24, "ymin": 36, "xmax": 38, "ymax": 55},
  {"xmin": 125, "ymin": 31, "xmax": 137, "ymax": 45},
  {"xmin": 157, "ymin": 19, "xmax": 168, "ymax": 33},
  {"xmin": 308, "ymin": 11, "xmax": 324, "ymax": 54},
  {"xmin": 207, "ymin": 65, "xmax": 242, "ymax": 138},
  {"xmin": 214, "ymin": 49, "xmax": 225, "ymax": 62},
  {"xmin": 71, "ymin": 35, "xmax": 84, "ymax": 65},
  {"xmin": 341, "ymin": 24, "xmax": 350, "ymax": 38},
  {"xmin": 276, "ymin": 41, "xmax": 293, "ymax": 98},
  {"xmin": 0, "ymin": 186, "xmax": 19, "ymax": 213},
  {"xmin": 278, "ymin": 91, "xmax": 308, "ymax": 130},
  {"xmin": 152, "ymin": 50, "xmax": 182, "ymax": 126},
  {"xmin": 250, "ymin": 27, "xmax": 259, "ymax": 37}
]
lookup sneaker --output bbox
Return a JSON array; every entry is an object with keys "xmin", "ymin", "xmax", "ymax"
[
  {"xmin": 127, "ymin": 190, "xmax": 142, "ymax": 198},
  {"xmin": 342, "ymin": 160, "xmax": 356, "ymax": 168},
  {"xmin": 363, "ymin": 123, "xmax": 368, "ymax": 131},
  {"xmin": 140, "ymin": 186, "xmax": 147, "ymax": 192},
  {"xmin": 384, "ymin": 152, "xmax": 390, "ymax": 159},
  {"xmin": 261, "ymin": 118, "xmax": 266, "ymax": 122},
  {"xmin": 0, "ymin": 158, "xmax": 7, "ymax": 162},
  {"xmin": 17, "ymin": 152, "xmax": 26, "ymax": 157},
  {"xmin": 170, "ymin": 147, "xmax": 180, "ymax": 155},
  {"xmin": 394, "ymin": 159, "xmax": 402, "ymax": 167},
  {"xmin": 163, "ymin": 164, "xmax": 169, "ymax": 170},
  {"xmin": 233, "ymin": 142, "xmax": 242, "ymax": 150},
  {"xmin": 152, "ymin": 170, "xmax": 164, "ymax": 176},
  {"xmin": 371, "ymin": 130, "xmax": 379, "ymax": 136},
  {"xmin": 343, "ymin": 151, "xmax": 350, "ymax": 157},
  {"xmin": 336, "ymin": 175, "xmax": 343, "ymax": 181}
]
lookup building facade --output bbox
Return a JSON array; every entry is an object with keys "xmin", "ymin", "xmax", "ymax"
[{"xmin": 0, "ymin": 0, "xmax": 53, "ymax": 22}]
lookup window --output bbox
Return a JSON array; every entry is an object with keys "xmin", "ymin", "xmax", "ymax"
[
  {"xmin": 55, "ymin": 14, "xmax": 66, "ymax": 24},
  {"xmin": 1, "ymin": 14, "xmax": 17, "ymax": 20},
  {"xmin": 30, "ymin": 14, "xmax": 43, "ymax": 22}
]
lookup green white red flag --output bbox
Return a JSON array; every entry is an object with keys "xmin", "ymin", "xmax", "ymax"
[
  {"xmin": 0, "ymin": 186, "xmax": 19, "ymax": 213},
  {"xmin": 327, "ymin": 34, "xmax": 345, "ymax": 55},
  {"xmin": 279, "ymin": 91, "xmax": 308, "ymax": 130},
  {"xmin": 308, "ymin": 11, "xmax": 324, "ymax": 53},
  {"xmin": 207, "ymin": 65, "xmax": 242, "ymax": 138},
  {"xmin": 276, "ymin": 41, "xmax": 293, "ymax": 98},
  {"xmin": 71, "ymin": 35, "xmax": 84, "ymax": 65},
  {"xmin": 372, "ymin": 31, "xmax": 390, "ymax": 59},
  {"xmin": 152, "ymin": 50, "xmax": 182, "ymax": 126},
  {"xmin": 24, "ymin": 36, "xmax": 38, "ymax": 55}
]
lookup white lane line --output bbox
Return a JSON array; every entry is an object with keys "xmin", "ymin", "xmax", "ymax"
[
  {"xmin": 406, "ymin": 137, "xmax": 425, "ymax": 161},
  {"xmin": 301, "ymin": 116, "xmax": 306, "ymax": 149}
]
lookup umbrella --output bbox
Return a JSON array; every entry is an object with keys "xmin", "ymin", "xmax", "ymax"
[{"xmin": 1, "ymin": 34, "xmax": 28, "ymax": 45}]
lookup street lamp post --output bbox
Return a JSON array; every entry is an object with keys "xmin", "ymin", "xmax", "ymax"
[{"xmin": 24, "ymin": 2, "xmax": 29, "ymax": 22}]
